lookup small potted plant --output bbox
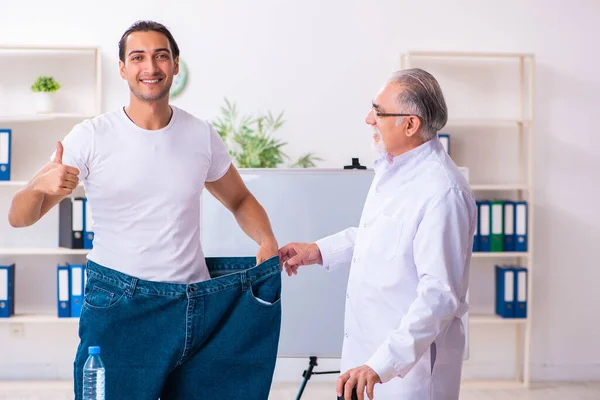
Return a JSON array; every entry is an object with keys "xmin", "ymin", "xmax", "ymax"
[{"xmin": 31, "ymin": 76, "xmax": 61, "ymax": 113}]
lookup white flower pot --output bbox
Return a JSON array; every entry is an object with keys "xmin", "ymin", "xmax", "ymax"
[{"xmin": 32, "ymin": 92, "xmax": 55, "ymax": 113}]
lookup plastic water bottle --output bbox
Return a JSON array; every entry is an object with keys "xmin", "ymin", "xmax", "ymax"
[{"xmin": 83, "ymin": 346, "xmax": 105, "ymax": 400}]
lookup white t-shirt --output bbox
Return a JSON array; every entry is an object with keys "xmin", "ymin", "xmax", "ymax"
[{"xmin": 54, "ymin": 106, "xmax": 232, "ymax": 283}]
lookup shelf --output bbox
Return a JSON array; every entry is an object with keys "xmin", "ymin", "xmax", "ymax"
[
  {"xmin": 0, "ymin": 113, "xmax": 95, "ymax": 123},
  {"xmin": 404, "ymin": 50, "xmax": 534, "ymax": 60},
  {"xmin": 445, "ymin": 118, "xmax": 531, "ymax": 127},
  {"xmin": 0, "ymin": 181, "xmax": 29, "ymax": 187},
  {"xmin": 0, "ymin": 248, "xmax": 89, "ymax": 255},
  {"xmin": 460, "ymin": 379, "xmax": 527, "ymax": 389},
  {"xmin": 470, "ymin": 184, "xmax": 529, "ymax": 191},
  {"xmin": 0, "ymin": 181, "xmax": 84, "ymax": 188},
  {"xmin": 469, "ymin": 313, "xmax": 527, "ymax": 325},
  {"xmin": 0, "ymin": 314, "xmax": 78, "ymax": 324},
  {"xmin": 0, "ymin": 313, "xmax": 528, "ymax": 325},
  {"xmin": 0, "ymin": 45, "xmax": 99, "ymax": 52},
  {"xmin": 472, "ymin": 252, "xmax": 529, "ymax": 258}
]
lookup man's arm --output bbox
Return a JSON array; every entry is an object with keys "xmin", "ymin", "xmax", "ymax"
[
  {"xmin": 205, "ymin": 164, "xmax": 278, "ymax": 263},
  {"xmin": 8, "ymin": 142, "xmax": 79, "ymax": 228},
  {"xmin": 278, "ymin": 226, "xmax": 358, "ymax": 276},
  {"xmin": 9, "ymin": 187, "xmax": 67, "ymax": 228},
  {"xmin": 314, "ymin": 227, "xmax": 359, "ymax": 271},
  {"xmin": 364, "ymin": 187, "xmax": 476, "ymax": 383}
]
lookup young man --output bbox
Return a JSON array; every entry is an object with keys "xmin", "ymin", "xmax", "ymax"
[
  {"xmin": 8, "ymin": 20, "xmax": 282, "ymax": 399},
  {"xmin": 279, "ymin": 69, "xmax": 477, "ymax": 400}
]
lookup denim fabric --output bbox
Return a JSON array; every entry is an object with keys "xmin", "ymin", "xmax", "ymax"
[{"xmin": 73, "ymin": 256, "xmax": 282, "ymax": 400}]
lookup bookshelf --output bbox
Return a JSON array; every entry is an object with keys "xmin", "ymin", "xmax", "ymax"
[
  {"xmin": 0, "ymin": 45, "xmax": 100, "ymax": 374},
  {"xmin": 401, "ymin": 51, "xmax": 534, "ymax": 387}
]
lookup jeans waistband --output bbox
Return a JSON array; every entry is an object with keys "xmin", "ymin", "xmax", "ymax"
[{"xmin": 85, "ymin": 256, "xmax": 281, "ymax": 299}]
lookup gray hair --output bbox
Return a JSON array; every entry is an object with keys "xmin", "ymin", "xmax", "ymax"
[{"xmin": 388, "ymin": 68, "xmax": 448, "ymax": 141}]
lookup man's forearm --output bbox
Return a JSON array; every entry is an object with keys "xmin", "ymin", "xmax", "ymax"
[
  {"xmin": 233, "ymin": 193, "xmax": 276, "ymax": 245},
  {"xmin": 8, "ymin": 184, "xmax": 46, "ymax": 228}
]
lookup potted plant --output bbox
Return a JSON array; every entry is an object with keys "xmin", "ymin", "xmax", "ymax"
[
  {"xmin": 31, "ymin": 76, "xmax": 61, "ymax": 113},
  {"xmin": 213, "ymin": 98, "xmax": 323, "ymax": 168}
]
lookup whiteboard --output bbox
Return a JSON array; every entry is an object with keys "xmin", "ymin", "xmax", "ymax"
[
  {"xmin": 201, "ymin": 167, "xmax": 470, "ymax": 360},
  {"xmin": 201, "ymin": 168, "xmax": 375, "ymax": 358}
]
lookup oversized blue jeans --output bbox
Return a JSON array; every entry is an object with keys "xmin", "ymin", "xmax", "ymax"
[{"xmin": 73, "ymin": 256, "xmax": 282, "ymax": 400}]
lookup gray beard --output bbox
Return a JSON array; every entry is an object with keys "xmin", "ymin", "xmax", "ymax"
[{"xmin": 371, "ymin": 130, "xmax": 387, "ymax": 155}]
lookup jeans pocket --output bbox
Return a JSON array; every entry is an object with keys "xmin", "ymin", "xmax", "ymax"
[
  {"xmin": 249, "ymin": 272, "xmax": 281, "ymax": 308},
  {"xmin": 84, "ymin": 279, "xmax": 126, "ymax": 310}
]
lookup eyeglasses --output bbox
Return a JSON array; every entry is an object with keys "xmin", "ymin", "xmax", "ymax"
[{"xmin": 372, "ymin": 105, "xmax": 420, "ymax": 119}]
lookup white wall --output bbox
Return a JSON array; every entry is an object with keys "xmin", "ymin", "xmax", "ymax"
[{"xmin": 1, "ymin": 0, "xmax": 599, "ymax": 383}]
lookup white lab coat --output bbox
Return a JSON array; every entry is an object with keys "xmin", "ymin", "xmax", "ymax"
[{"xmin": 316, "ymin": 137, "xmax": 477, "ymax": 400}]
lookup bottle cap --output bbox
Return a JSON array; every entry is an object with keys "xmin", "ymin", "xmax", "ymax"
[{"xmin": 88, "ymin": 346, "xmax": 101, "ymax": 355}]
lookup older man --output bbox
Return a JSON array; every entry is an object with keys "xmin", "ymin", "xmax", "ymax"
[{"xmin": 279, "ymin": 68, "xmax": 477, "ymax": 400}]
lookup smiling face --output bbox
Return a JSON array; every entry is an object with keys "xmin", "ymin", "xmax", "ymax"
[
  {"xmin": 119, "ymin": 30, "xmax": 179, "ymax": 103},
  {"xmin": 365, "ymin": 82, "xmax": 423, "ymax": 157}
]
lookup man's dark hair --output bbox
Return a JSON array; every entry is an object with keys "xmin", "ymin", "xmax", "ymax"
[{"xmin": 118, "ymin": 20, "xmax": 180, "ymax": 62}]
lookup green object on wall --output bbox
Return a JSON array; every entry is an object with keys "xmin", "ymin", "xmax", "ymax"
[{"xmin": 170, "ymin": 59, "xmax": 188, "ymax": 98}]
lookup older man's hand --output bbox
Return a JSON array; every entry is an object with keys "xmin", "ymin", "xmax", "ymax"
[{"xmin": 337, "ymin": 365, "xmax": 381, "ymax": 400}]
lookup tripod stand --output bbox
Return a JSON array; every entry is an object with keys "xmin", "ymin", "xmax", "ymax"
[{"xmin": 295, "ymin": 356, "xmax": 340, "ymax": 400}]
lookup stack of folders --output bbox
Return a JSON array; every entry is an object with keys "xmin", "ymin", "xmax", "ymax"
[
  {"xmin": 0, "ymin": 264, "xmax": 16, "ymax": 318},
  {"xmin": 57, "ymin": 264, "xmax": 86, "ymax": 318},
  {"xmin": 0, "ymin": 128, "xmax": 11, "ymax": 181},
  {"xmin": 495, "ymin": 265, "xmax": 528, "ymax": 318},
  {"xmin": 59, "ymin": 197, "xmax": 94, "ymax": 249},
  {"xmin": 474, "ymin": 200, "xmax": 528, "ymax": 252}
]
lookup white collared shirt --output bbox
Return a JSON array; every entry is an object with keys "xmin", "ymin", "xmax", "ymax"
[{"xmin": 316, "ymin": 136, "xmax": 476, "ymax": 399}]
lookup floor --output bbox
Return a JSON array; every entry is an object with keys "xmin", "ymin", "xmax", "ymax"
[{"xmin": 0, "ymin": 381, "xmax": 599, "ymax": 399}]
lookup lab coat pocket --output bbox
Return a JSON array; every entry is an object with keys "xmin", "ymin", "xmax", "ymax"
[{"xmin": 367, "ymin": 214, "xmax": 403, "ymax": 261}]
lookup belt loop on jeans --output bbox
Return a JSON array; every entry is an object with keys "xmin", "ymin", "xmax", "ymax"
[
  {"xmin": 240, "ymin": 271, "xmax": 249, "ymax": 291},
  {"xmin": 126, "ymin": 277, "xmax": 139, "ymax": 297}
]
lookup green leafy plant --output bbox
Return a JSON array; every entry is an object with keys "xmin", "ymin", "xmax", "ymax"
[
  {"xmin": 291, "ymin": 152, "xmax": 323, "ymax": 168},
  {"xmin": 31, "ymin": 76, "xmax": 61, "ymax": 92},
  {"xmin": 213, "ymin": 98, "xmax": 323, "ymax": 168}
]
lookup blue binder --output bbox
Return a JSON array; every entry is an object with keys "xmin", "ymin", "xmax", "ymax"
[
  {"xmin": 514, "ymin": 201, "xmax": 528, "ymax": 252},
  {"xmin": 473, "ymin": 201, "xmax": 480, "ymax": 252},
  {"xmin": 503, "ymin": 201, "xmax": 516, "ymax": 251},
  {"xmin": 495, "ymin": 265, "xmax": 515, "ymax": 318},
  {"xmin": 0, "ymin": 263, "xmax": 16, "ymax": 318},
  {"xmin": 514, "ymin": 266, "xmax": 528, "ymax": 318},
  {"xmin": 57, "ymin": 264, "xmax": 71, "ymax": 318},
  {"xmin": 438, "ymin": 133, "xmax": 450, "ymax": 156},
  {"xmin": 69, "ymin": 264, "xmax": 85, "ymax": 317},
  {"xmin": 478, "ymin": 201, "xmax": 491, "ymax": 252},
  {"xmin": 0, "ymin": 129, "xmax": 11, "ymax": 181},
  {"xmin": 83, "ymin": 198, "xmax": 94, "ymax": 249}
]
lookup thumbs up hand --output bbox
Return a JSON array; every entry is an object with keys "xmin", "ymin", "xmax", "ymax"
[
  {"xmin": 32, "ymin": 141, "xmax": 81, "ymax": 196},
  {"xmin": 53, "ymin": 141, "xmax": 64, "ymax": 164}
]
